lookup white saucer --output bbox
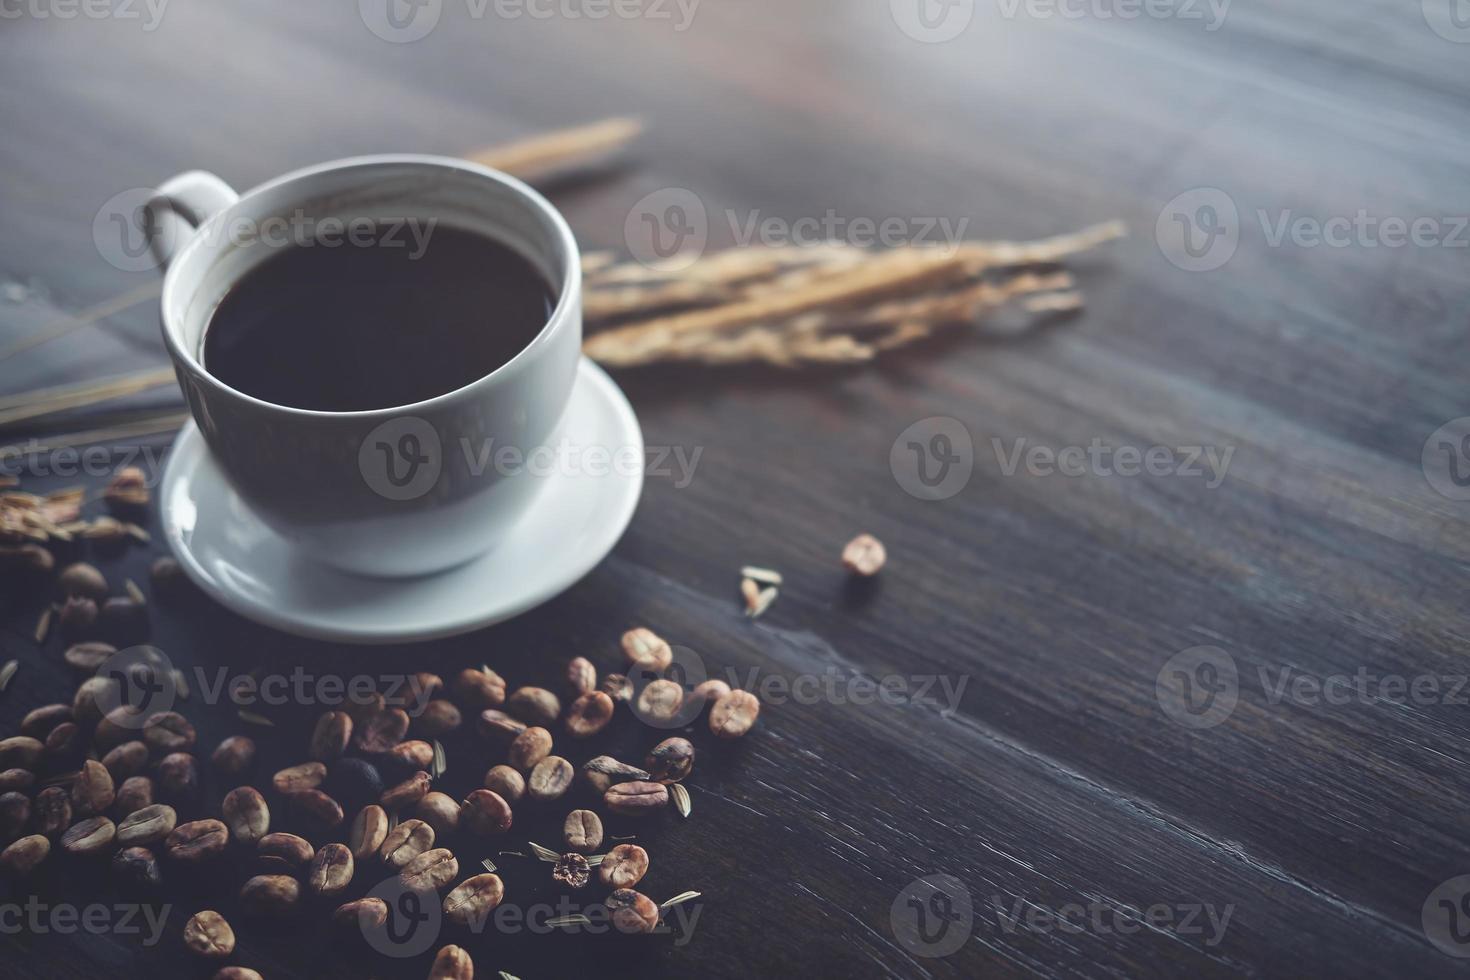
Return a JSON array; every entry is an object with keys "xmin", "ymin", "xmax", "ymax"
[{"xmin": 160, "ymin": 358, "xmax": 643, "ymax": 644}]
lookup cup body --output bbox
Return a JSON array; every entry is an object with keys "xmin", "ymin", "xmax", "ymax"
[{"xmin": 157, "ymin": 156, "xmax": 582, "ymax": 577}]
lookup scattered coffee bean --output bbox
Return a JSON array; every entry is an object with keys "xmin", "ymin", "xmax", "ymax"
[
  {"xmin": 71, "ymin": 677, "xmax": 113, "ymax": 727},
  {"xmin": 240, "ymin": 873, "xmax": 301, "ymax": 915},
  {"xmin": 165, "ymin": 819, "xmax": 228, "ymax": 863},
  {"xmin": 379, "ymin": 818, "xmax": 435, "ymax": 869},
  {"xmin": 645, "ymin": 737, "xmax": 695, "ymax": 783},
  {"xmin": 213, "ymin": 968, "xmax": 263, "ymax": 980},
  {"xmin": 58, "ymin": 595, "xmax": 99, "ymax": 639},
  {"xmin": 381, "ymin": 771, "xmax": 431, "ymax": 810},
  {"xmin": 20, "ymin": 703, "xmax": 72, "ymax": 739},
  {"xmin": 308, "ymin": 842, "xmax": 354, "ymax": 897},
  {"xmin": 506, "ymin": 687, "xmax": 560, "ymax": 727},
  {"xmin": 344, "ymin": 692, "xmax": 387, "ymax": 726},
  {"xmin": 113, "ymin": 775, "xmax": 153, "ymax": 817},
  {"xmin": 58, "ymin": 562, "xmax": 107, "ymax": 600},
  {"xmin": 349, "ymin": 805, "xmax": 389, "ymax": 861},
  {"xmin": 61, "ymin": 815, "xmax": 116, "ymax": 855},
  {"xmin": 353, "ymin": 707, "xmax": 410, "ymax": 754},
  {"xmin": 414, "ymin": 700, "xmax": 462, "ymax": 737},
  {"xmin": 0, "ymin": 791, "xmax": 30, "ymax": 841},
  {"xmin": 97, "ymin": 596, "xmax": 148, "ymax": 644},
  {"xmin": 222, "ymin": 787, "xmax": 270, "ymax": 845},
  {"xmin": 94, "ymin": 706, "xmax": 146, "ymax": 752},
  {"xmin": 607, "ymin": 888, "xmax": 660, "ymax": 934},
  {"xmin": 183, "ymin": 910, "xmax": 235, "ymax": 958},
  {"xmin": 210, "ymin": 735, "xmax": 256, "ymax": 776},
  {"xmin": 115, "ymin": 803, "xmax": 177, "ymax": 847},
  {"xmin": 324, "ymin": 757, "xmax": 383, "ymax": 812},
  {"xmin": 459, "ymin": 790, "xmax": 512, "ymax": 837},
  {"xmin": 149, "ymin": 556, "xmax": 189, "ymax": 603},
  {"xmin": 554, "ymin": 852, "xmax": 591, "ymax": 889},
  {"xmin": 564, "ymin": 691, "xmax": 614, "ymax": 738},
  {"xmin": 442, "ymin": 873, "xmax": 505, "ymax": 926},
  {"xmin": 402, "ymin": 671, "xmax": 445, "ymax": 705},
  {"xmin": 710, "ymin": 689, "xmax": 761, "ymax": 738},
  {"xmin": 398, "ymin": 847, "xmax": 458, "ymax": 893},
  {"xmin": 333, "ymin": 897, "xmax": 388, "ymax": 929},
  {"xmin": 452, "ymin": 666, "xmax": 507, "ymax": 710},
  {"xmin": 112, "ymin": 845, "xmax": 161, "ymax": 890},
  {"xmin": 415, "ymin": 792, "xmax": 460, "ymax": 836},
  {"xmin": 71, "ymin": 759, "xmax": 116, "ymax": 817},
  {"xmin": 565, "ymin": 657, "xmax": 596, "ymax": 696},
  {"xmin": 0, "ymin": 834, "xmax": 51, "ymax": 881},
  {"xmin": 0, "ymin": 543, "xmax": 52, "ymax": 583},
  {"xmin": 385, "ymin": 739, "xmax": 436, "ymax": 769},
  {"xmin": 563, "ymin": 810, "xmax": 603, "ymax": 853},
  {"xmin": 527, "ymin": 756, "xmax": 573, "ymax": 803},
  {"xmin": 429, "ymin": 945, "xmax": 474, "ymax": 980},
  {"xmin": 258, "ymin": 832, "xmax": 315, "ymax": 867},
  {"xmin": 291, "ymin": 789, "xmax": 344, "ymax": 830},
  {"xmin": 604, "ymin": 781, "xmax": 669, "ymax": 816},
  {"xmin": 101, "ymin": 740, "xmax": 149, "ymax": 780},
  {"xmin": 43, "ymin": 721, "xmax": 84, "ymax": 767},
  {"xmin": 507, "ymin": 727, "xmax": 552, "ymax": 772},
  {"xmin": 636, "ymin": 679, "xmax": 684, "ymax": 724},
  {"xmin": 156, "ymin": 752, "xmax": 201, "ymax": 807},
  {"xmin": 842, "ymin": 532, "xmax": 886, "ymax": 576},
  {"xmin": 62, "ymin": 642, "xmax": 116, "ymax": 674},
  {"xmin": 482, "ymin": 765, "xmax": 525, "ymax": 803},
  {"xmin": 621, "ymin": 628, "xmax": 673, "ymax": 672},
  {"xmin": 689, "ymin": 679, "xmax": 731, "ymax": 712},
  {"xmin": 476, "ymin": 709, "xmax": 526, "ymax": 741},
  {"xmin": 32, "ymin": 786, "xmax": 71, "ymax": 838},
  {"xmin": 599, "ymin": 843, "xmax": 649, "ymax": 889},
  {"xmin": 0, "ymin": 769, "xmax": 34, "ymax": 793},
  {"xmin": 600, "ymin": 673, "xmax": 632, "ymax": 702},
  {"xmin": 309, "ymin": 711, "xmax": 352, "ymax": 761},
  {"xmin": 272, "ymin": 761, "xmax": 327, "ymax": 795},
  {"xmin": 0, "ymin": 736, "xmax": 43, "ymax": 770},
  {"xmin": 142, "ymin": 711, "xmax": 195, "ymax": 754}
]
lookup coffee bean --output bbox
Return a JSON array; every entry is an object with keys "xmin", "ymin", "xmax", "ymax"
[
  {"xmin": 58, "ymin": 562, "xmax": 107, "ymax": 599},
  {"xmin": 240, "ymin": 873, "xmax": 301, "ymax": 915},
  {"xmin": 213, "ymin": 969, "xmax": 263, "ymax": 980},
  {"xmin": 292, "ymin": 789, "xmax": 344, "ymax": 831},
  {"xmin": 149, "ymin": 556, "xmax": 189, "ymax": 603},
  {"xmin": 349, "ymin": 804, "xmax": 389, "ymax": 861},
  {"xmin": 211, "ymin": 735, "xmax": 256, "ymax": 776},
  {"xmin": 325, "ymin": 757, "xmax": 382, "ymax": 812},
  {"xmin": 61, "ymin": 815, "xmax": 116, "ymax": 855},
  {"xmin": 0, "ymin": 769, "xmax": 34, "ymax": 794},
  {"xmin": 333, "ymin": 897, "xmax": 387, "ymax": 929},
  {"xmin": 116, "ymin": 803, "xmax": 177, "ymax": 847},
  {"xmin": 272, "ymin": 761, "xmax": 327, "ymax": 795},
  {"xmin": 62, "ymin": 642, "xmax": 117, "ymax": 675},
  {"xmin": 527, "ymin": 756, "xmax": 573, "ymax": 803},
  {"xmin": 380, "ymin": 771, "xmax": 431, "ymax": 811},
  {"xmin": 621, "ymin": 627, "xmax": 672, "ymax": 672},
  {"xmin": 20, "ymin": 703, "xmax": 72, "ymax": 739},
  {"xmin": 429, "ymin": 945, "xmax": 474, "ymax": 980},
  {"xmin": 563, "ymin": 810, "xmax": 603, "ymax": 853},
  {"xmin": 101, "ymin": 740, "xmax": 149, "ymax": 780},
  {"xmin": 222, "ymin": 787, "xmax": 270, "ymax": 845},
  {"xmin": 0, "ymin": 791, "xmax": 30, "ymax": 841},
  {"xmin": 309, "ymin": 711, "xmax": 352, "ymax": 762},
  {"xmin": 599, "ymin": 843, "xmax": 648, "ymax": 889},
  {"xmin": 183, "ymin": 910, "xmax": 235, "ymax": 958},
  {"xmin": 459, "ymin": 789, "xmax": 513, "ymax": 837},
  {"xmin": 32, "ymin": 786, "xmax": 71, "ymax": 838},
  {"xmin": 710, "ymin": 690, "xmax": 761, "ymax": 738},
  {"xmin": 353, "ymin": 707, "xmax": 410, "ymax": 754},
  {"xmin": 113, "ymin": 775, "xmax": 153, "ymax": 817},
  {"xmin": 59, "ymin": 595, "xmax": 99, "ymax": 639},
  {"xmin": 72, "ymin": 759, "xmax": 116, "ymax": 817},
  {"xmin": 0, "ymin": 736, "xmax": 43, "ymax": 770},
  {"xmin": 564, "ymin": 692, "xmax": 614, "ymax": 739},
  {"xmin": 645, "ymin": 737, "xmax": 695, "ymax": 783},
  {"xmin": 141, "ymin": 711, "xmax": 195, "ymax": 755},
  {"xmin": 0, "ymin": 542, "xmax": 52, "ymax": 583},
  {"xmin": 258, "ymin": 832, "xmax": 314, "ymax": 867},
  {"xmin": 689, "ymin": 679, "xmax": 731, "ymax": 712},
  {"xmin": 43, "ymin": 722, "xmax": 85, "ymax": 767},
  {"xmin": 606, "ymin": 888, "xmax": 660, "ymax": 934},
  {"xmin": 506, "ymin": 727, "xmax": 552, "ymax": 772},
  {"xmin": 506, "ymin": 687, "xmax": 560, "ymax": 727},
  {"xmin": 165, "ymin": 819, "xmax": 228, "ymax": 863},
  {"xmin": 442, "ymin": 873, "xmax": 504, "ymax": 926},
  {"xmin": 94, "ymin": 706, "xmax": 146, "ymax": 752},
  {"xmin": 604, "ymin": 781, "xmax": 668, "ymax": 816},
  {"xmin": 308, "ymin": 842, "xmax": 354, "ymax": 897},
  {"xmin": 553, "ymin": 852, "xmax": 590, "ymax": 889},
  {"xmin": 636, "ymin": 679, "xmax": 684, "ymax": 724},
  {"xmin": 156, "ymin": 752, "xmax": 201, "ymax": 808},
  {"xmin": 451, "ymin": 667, "xmax": 506, "ymax": 710},
  {"xmin": 397, "ymin": 672, "xmax": 444, "ymax": 706},
  {"xmin": 1, "ymin": 834, "xmax": 49, "ymax": 876},
  {"xmin": 379, "ymin": 818, "xmax": 434, "ymax": 869},
  {"xmin": 414, "ymin": 700, "xmax": 461, "ymax": 738},
  {"xmin": 476, "ymin": 709, "xmax": 526, "ymax": 741},
  {"xmin": 600, "ymin": 673, "xmax": 632, "ymax": 703},
  {"xmin": 71, "ymin": 677, "xmax": 113, "ymax": 728},
  {"xmin": 482, "ymin": 765, "xmax": 525, "ymax": 803},
  {"xmin": 415, "ymin": 792, "xmax": 460, "ymax": 836},
  {"xmin": 384, "ymin": 739, "xmax": 435, "ymax": 769},
  {"xmin": 344, "ymin": 692, "xmax": 387, "ymax": 726},
  {"xmin": 97, "ymin": 596, "xmax": 148, "ymax": 644},
  {"xmin": 565, "ymin": 657, "xmax": 596, "ymax": 696},
  {"xmin": 398, "ymin": 847, "xmax": 457, "ymax": 893},
  {"xmin": 111, "ymin": 845, "xmax": 161, "ymax": 890}
]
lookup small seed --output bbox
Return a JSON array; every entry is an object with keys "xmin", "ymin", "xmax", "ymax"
[
  {"xmin": 604, "ymin": 781, "xmax": 669, "ymax": 816},
  {"xmin": 308, "ymin": 842, "xmax": 355, "ymax": 897},
  {"xmin": 240, "ymin": 874, "xmax": 301, "ymax": 915},
  {"xmin": 309, "ymin": 711, "xmax": 352, "ymax": 761},
  {"xmin": 353, "ymin": 707, "xmax": 410, "ymax": 754},
  {"xmin": 670, "ymin": 782, "xmax": 691, "ymax": 818},
  {"xmin": 398, "ymin": 847, "xmax": 458, "ymax": 893},
  {"xmin": 272, "ymin": 761, "xmax": 327, "ymax": 795},
  {"xmin": 183, "ymin": 910, "xmax": 235, "ymax": 959},
  {"xmin": 741, "ymin": 565, "xmax": 783, "ymax": 585},
  {"xmin": 442, "ymin": 873, "xmax": 505, "ymax": 926},
  {"xmin": 565, "ymin": 657, "xmax": 596, "ymax": 695},
  {"xmin": 155, "ymin": 752, "xmax": 201, "ymax": 807},
  {"xmin": 414, "ymin": 700, "xmax": 462, "ymax": 738},
  {"xmin": 600, "ymin": 673, "xmax": 632, "ymax": 702},
  {"xmin": 379, "ymin": 818, "xmax": 435, "ymax": 869},
  {"xmin": 142, "ymin": 711, "xmax": 195, "ymax": 754},
  {"xmin": 71, "ymin": 759, "xmax": 115, "ymax": 817},
  {"xmin": 165, "ymin": 818, "xmax": 228, "ymax": 863},
  {"xmin": 636, "ymin": 679, "xmax": 684, "ymax": 724},
  {"xmin": 115, "ymin": 803, "xmax": 177, "ymax": 847},
  {"xmin": 563, "ymin": 810, "xmax": 603, "ymax": 853},
  {"xmin": 415, "ymin": 792, "xmax": 460, "ymax": 836},
  {"xmin": 0, "ymin": 736, "xmax": 43, "ymax": 770},
  {"xmin": 452, "ymin": 667, "xmax": 506, "ymax": 710},
  {"xmin": 710, "ymin": 690, "xmax": 761, "ymax": 738},
  {"xmin": 333, "ymin": 897, "xmax": 387, "ymax": 929},
  {"xmin": 211, "ymin": 735, "xmax": 256, "ymax": 775},
  {"xmin": 482, "ymin": 765, "xmax": 525, "ymax": 803},
  {"xmin": 842, "ymin": 533, "xmax": 886, "ymax": 576},
  {"xmin": 257, "ymin": 832, "xmax": 314, "ymax": 866},
  {"xmin": 747, "ymin": 585, "xmax": 778, "ymax": 618},
  {"xmin": 429, "ymin": 944, "xmax": 474, "ymax": 980},
  {"xmin": 606, "ymin": 888, "xmax": 660, "ymax": 934},
  {"xmin": 101, "ymin": 740, "xmax": 149, "ymax": 780},
  {"xmin": 564, "ymin": 691, "xmax": 614, "ymax": 738},
  {"xmin": 61, "ymin": 815, "xmax": 116, "ymax": 855},
  {"xmin": 459, "ymin": 789, "xmax": 513, "ymax": 837},
  {"xmin": 506, "ymin": 687, "xmax": 560, "ymax": 727},
  {"xmin": 645, "ymin": 737, "xmax": 695, "ymax": 783},
  {"xmin": 475, "ymin": 709, "xmax": 526, "ymax": 740},
  {"xmin": 113, "ymin": 775, "xmax": 153, "ymax": 817},
  {"xmin": 1, "ymin": 834, "xmax": 50, "ymax": 876},
  {"xmin": 381, "ymin": 771, "xmax": 431, "ymax": 810},
  {"xmin": 31, "ymin": 786, "xmax": 71, "ymax": 838},
  {"xmin": 0, "ymin": 791, "xmax": 30, "ymax": 840},
  {"xmin": 291, "ymin": 789, "xmax": 343, "ymax": 830},
  {"xmin": 621, "ymin": 627, "xmax": 673, "ymax": 672},
  {"xmin": 349, "ymin": 805, "xmax": 389, "ymax": 861},
  {"xmin": 385, "ymin": 739, "xmax": 436, "ymax": 768},
  {"xmin": 221, "ymin": 787, "xmax": 269, "ymax": 844},
  {"xmin": 20, "ymin": 703, "xmax": 72, "ymax": 739},
  {"xmin": 554, "ymin": 852, "xmax": 591, "ymax": 888},
  {"xmin": 527, "ymin": 756, "xmax": 574, "ymax": 803},
  {"xmin": 740, "ymin": 576, "xmax": 761, "ymax": 613},
  {"xmin": 111, "ymin": 845, "xmax": 161, "ymax": 889},
  {"xmin": 599, "ymin": 843, "xmax": 648, "ymax": 889}
]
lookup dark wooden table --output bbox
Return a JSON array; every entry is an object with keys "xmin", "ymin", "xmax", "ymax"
[{"xmin": 3, "ymin": 1, "xmax": 1469, "ymax": 977}]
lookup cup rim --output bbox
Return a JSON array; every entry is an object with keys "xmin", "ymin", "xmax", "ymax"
[{"xmin": 160, "ymin": 154, "xmax": 581, "ymax": 420}]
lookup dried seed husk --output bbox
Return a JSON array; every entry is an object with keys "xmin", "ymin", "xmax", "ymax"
[
  {"xmin": 553, "ymin": 852, "xmax": 591, "ymax": 888},
  {"xmin": 747, "ymin": 585, "xmax": 778, "ymax": 618},
  {"xmin": 741, "ymin": 565, "xmax": 783, "ymax": 585},
  {"xmin": 111, "ymin": 845, "xmax": 161, "ymax": 890},
  {"xmin": 669, "ymin": 782, "xmax": 691, "ymax": 819}
]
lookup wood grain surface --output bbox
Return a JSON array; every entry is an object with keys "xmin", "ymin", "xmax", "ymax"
[{"xmin": 1, "ymin": 1, "xmax": 1468, "ymax": 977}]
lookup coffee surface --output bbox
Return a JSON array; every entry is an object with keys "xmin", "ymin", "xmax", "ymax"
[{"xmin": 203, "ymin": 225, "xmax": 554, "ymax": 411}]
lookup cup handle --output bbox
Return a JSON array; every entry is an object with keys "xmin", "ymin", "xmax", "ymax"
[{"xmin": 144, "ymin": 171, "xmax": 240, "ymax": 270}]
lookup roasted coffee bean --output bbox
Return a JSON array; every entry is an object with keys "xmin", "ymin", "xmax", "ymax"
[
  {"xmin": 385, "ymin": 739, "xmax": 435, "ymax": 769},
  {"xmin": 31, "ymin": 786, "xmax": 71, "ymax": 838},
  {"xmin": 415, "ymin": 792, "xmax": 460, "ymax": 836},
  {"xmin": 507, "ymin": 727, "xmax": 552, "ymax": 772},
  {"xmin": 710, "ymin": 689, "xmax": 761, "ymax": 738},
  {"xmin": 344, "ymin": 692, "xmax": 387, "ymax": 725},
  {"xmin": 0, "ymin": 791, "xmax": 30, "ymax": 841},
  {"xmin": 349, "ymin": 805, "xmax": 389, "ymax": 861},
  {"xmin": 0, "ymin": 736, "xmax": 43, "ymax": 770},
  {"xmin": 101, "ymin": 740, "xmax": 149, "ymax": 780},
  {"xmin": 452, "ymin": 667, "xmax": 506, "ymax": 710},
  {"xmin": 143, "ymin": 711, "xmax": 196, "ymax": 754},
  {"xmin": 292, "ymin": 789, "xmax": 344, "ymax": 830},
  {"xmin": 222, "ymin": 787, "xmax": 269, "ymax": 845},
  {"xmin": 115, "ymin": 803, "xmax": 176, "ymax": 847},
  {"xmin": 482, "ymin": 765, "xmax": 525, "ymax": 803},
  {"xmin": 165, "ymin": 819, "xmax": 227, "ymax": 863},
  {"xmin": 429, "ymin": 945, "xmax": 474, "ymax": 980},
  {"xmin": 72, "ymin": 677, "xmax": 114, "ymax": 727},
  {"xmin": 607, "ymin": 888, "xmax": 660, "ymax": 934},
  {"xmin": 211, "ymin": 735, "xmax": 256, "ymax": 776},
  {"xmin": 563, "ymin": 809, "xmax": 603, "ymax": 853},
  {"xmin": 324, "ymin": 757, "xmax": 383, "ymax": 812},
  {"xmin": 604, "ymin": 781, "xmax": 669, "ymax": 816},
  {"xmin": 379, "ymin": 818, "xmax": 434, "ymax": 869},
  {"xmin": 62, "ymin": 642, "xmax": 117, "ymax": 674},
  {"xmin": 213, "ymin": 969, "xmax": 264, "ymax": 980},
  {"xmin": 308, "ymin": 842, "xmax": 354, "ymax": 897},
  {"xmin": 156, "ymin": 752, "xmax": 201, "ymax": 807},
  {"xmin": 240, "ymin": 873, "xmax": 301, "ymax": 915},
  {"xmin": 600, "ymin": 673, "xmax": 632, "ymax": 703},
  {"xmin": 688, "ymin": 679, "xmax": 731, "ymax": 713},
  {"xmin": 111, "ymin": 845, "xmax": 161, "ymax": 890},
  {"xmin": 0, "ymin": 769, "xmax": 34, "ymax": 794},
  {"xmin": 636, "ymin": 679, "xmax": 683, "ymax": 724},
  {"xmin": 183, "ymin": 910, "xmax": 235, "ymax": 958},
  {"xmin": 61, "ymin": 815, "xmax": 116, "ymax": 855},
  {"xmin": 565, "ymin": 657, "xmax": 596, "ymax": 696},
  {"xmin": 506, "ymin": 687, "xmax": 560, "ymax": 727},
  {"xmin": 459, "ymin": 790, "xmax": 512, "ymax": 837},
  {"xmin": 353, "ymin": 707, "xmax": 410, "ymax": 754},
  {"xmin": 645, "ymin": 737, "xmax": 695, "ymax": 783},
  {"xmin": 399, "ymin": 672, "xmax": 444, "ymax": 706},
  {"xmin": 0, "ymin": 542, "xmax": 53, "ymax": 583},
  {"xmin": 20, "ymin": 703, "xmax": 72, "ymax": 739},
  {"xmin": 59, "ymin": 595, "xmax": 99, "ymax": 639},
  {"xmin": 113, "ymin": 775, "xmax": 153, "ymax": 817},
  {"xmin": 97, "ymin": 596, "xmax": 148, "ymax": 644},
  {"xmin": 58, "ymin": 562, "xmax": 107, "ymax": 600},
  {"xmin": 599, "ymin": 843, "xmax": 648, "ymax": 889},
  {"xmin": 553, "ymin": 852, "xmax": 590, "ymax": 888},
  {"xmin": 414, "ymin": 700, "xmax": 461, "ymax": 737},
  {"xmin": 1, "ymin": 834, "xmax": 50, "ymax": 876},
  {"xmin": 398, "ymin": 847, "xmax": 458, "ymax": 893},
  {"xmin": 527, "ymin": 756, "xmax": 573, "ymax": 803},
  {"xmin": 309, "ymin": 711, "xmax": 352, "ymax": 762},
  {"xmin": 72, "ymin": 759, "xmax": 116, "ymax": 817},
  {"xmin": 149, "ymin": 556, "xmax": 189, "ymax": 603},
  {"xmin": 94, "ymin": 706, "xmax": 146, "ymax": 752},
  {"xmin": 333, "ymin": 897, "xmax": 388, "ymax": 928},
  {"xmin": 564, "ymin": 691, "xmax": 614, "ymax": 739},
  {"xmin": 621, "ymin": 627, "xmax": 672, "ymax": 672},
  {"xmin": 272, "ymin": 761, "xmax": 327, "ymax": 795},
  {"xmin": 442, "ymin": 873, "xmax": 504, "ymax": 926},
  {"xmin": 258, "ymin": 832, "xmax": 315, "ymax": 867},
  {"xmin": 380, "ymin": 771, "xmax": 431, "ymax": 810},
  {"xmin": 43, "ymin": 722, "xmax": 84, "ymax": 766},
  {"xmin": 476, "ymin": 709, "xmax": 526, "ymax": 741}
]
